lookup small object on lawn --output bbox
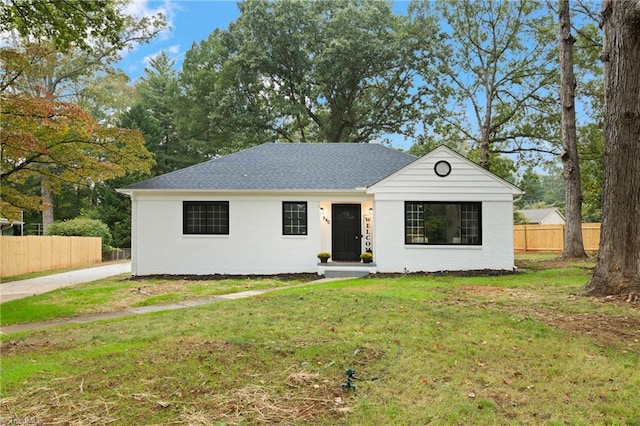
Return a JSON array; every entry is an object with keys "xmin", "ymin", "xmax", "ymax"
[{"xmin": 341, "ymin": 369, "xmax": 357, "ymax": 391}]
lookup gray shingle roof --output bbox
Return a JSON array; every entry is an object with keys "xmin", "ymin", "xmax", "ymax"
[
  {"xmin": 518, "ymin": 208, "xmax": 565, "ymax": 223},
  {"xmin": 124, "ymin": 143, "xmax": 417, "ymax": 191}
]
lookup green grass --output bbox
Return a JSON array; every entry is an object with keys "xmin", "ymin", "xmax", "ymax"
[
  {"xmin": 1, "ymin": 256, "xmax": 639, "ymax": 424},
  {"xmin": 0, "ymin": 275, "xmax": 313, "ymax": 326}
]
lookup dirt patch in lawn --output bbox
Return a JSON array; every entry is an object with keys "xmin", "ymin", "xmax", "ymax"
[
  {"xmin": 129, "ymin": 279, "xmax": 194, "ymax": 296},
  {"xmin": 131, "ymin": 273, "xmax": 319, "ymax": 282},
  {"xmin": 536, "ymin": 310, "xmax": 640, "ymax": 348},
  {"xmin": 456, "ymin": 286, "xmax": 640, "ymax": 351},
  {"xmin": 539, "ymin": 294, "xmax": 640, "ymax": 348},
  {"xmin": 458, "ymin": 285, "xmax": 507, "ymax": 294},
  {"xmin": 101, "ymin": 275, "xmax": 318, "ymax": 313},
  {"xmin": 0, "ymin": 370, "xmax": 351, "ymax": 425}
]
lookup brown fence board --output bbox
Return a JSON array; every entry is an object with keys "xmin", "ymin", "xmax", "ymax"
[
  {"xmin": 514, "ymin": 223, "xmax": 600, "ymax": 252},
  {"xmin": 1, "ymin": 236, "xmax": 102, "ymax": 278}
]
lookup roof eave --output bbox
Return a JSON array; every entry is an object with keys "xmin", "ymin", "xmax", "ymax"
[{"xmin": 116, "ymin": 187, "xmax": 369, "ymax": 196}]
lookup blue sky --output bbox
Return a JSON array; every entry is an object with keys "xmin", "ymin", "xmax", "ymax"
[
  {"xmin": 118, "ymin": 1, "xmax": 242, "ymax": 81},
  {"xmin": 118, "ymin": 0, "xmax": 411, "ymax": 81}
]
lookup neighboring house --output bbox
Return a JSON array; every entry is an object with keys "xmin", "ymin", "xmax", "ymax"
[
  {"xmin": 118, "ymin": 143, "xmax": 523, "ymax": 277},
  {"xmin": 1, "ymin": 218, "xmax": 24, "ymax": 235},
  {"xmin": 518, "ymin": 208, "xmax": 566, "ymax": 225}
]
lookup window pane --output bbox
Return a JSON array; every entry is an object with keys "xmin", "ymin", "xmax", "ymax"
[
  {"xmin": 405, "ymin": 202, "xmax": 425, "ymax": 243},
  {"xmin": 283, "ymin": 202, "xmax": 307, "ymax": 235},
  {"xmin": 405, "ymin": 202, "xmax": 481, "ymax": 245},
  {"xmin": 460, "ymin": 203, "xmax": 480, "ymax": 244},
  {"xmin": 184, "ymin": 202, "xmax": 229, "ymax": 235}
]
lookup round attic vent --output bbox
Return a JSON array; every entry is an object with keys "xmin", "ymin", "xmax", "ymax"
[{"xmin": 434, "ymin": 160, "xmax": 452, "ymax": 177}]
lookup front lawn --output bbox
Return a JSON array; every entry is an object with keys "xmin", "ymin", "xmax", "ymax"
[
  {"xmin": 1, "ymin": 257, "xmax": 639, "ymax": 424},
  {"xmin": 0, "ymin": 274, "xmax": 316, "ymax": 326}
]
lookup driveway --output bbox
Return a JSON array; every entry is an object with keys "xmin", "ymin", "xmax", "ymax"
[{"xmin": 0, "ymin": 262, "xmax": 131, "ymax": 303}]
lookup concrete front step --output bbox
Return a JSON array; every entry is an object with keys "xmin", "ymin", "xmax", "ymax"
[{"xmin": 318, "ymin": 262, "xmax": 376, "ymax": 278}]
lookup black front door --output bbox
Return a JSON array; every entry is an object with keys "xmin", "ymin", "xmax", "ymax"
[{"xmin": 332, "ymin": 204, "xmax": 361, "ymax": 261}]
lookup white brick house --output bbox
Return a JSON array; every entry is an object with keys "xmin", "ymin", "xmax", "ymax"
[{"xmin": 118, "ymin": 143, "xmax": 522, "ymax": 277}]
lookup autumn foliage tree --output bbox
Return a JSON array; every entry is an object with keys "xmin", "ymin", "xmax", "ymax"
[
  {"xmin": 0, "ymin": 0, "xmax": 164, "ymax": 231},
  {"xmin": 0, "ymin": 94, "xmax": 154, "ymax": 222}
]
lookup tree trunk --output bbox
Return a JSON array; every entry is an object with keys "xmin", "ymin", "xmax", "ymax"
[
  {"xmin": 41, "ymin": 177, "xmax": 54, "ymax": 235},
  {"xmin": 559, "ymin": 0, "xmax": 587, "ymax": 259},
  {"xmin": 584, "ymin": 0, "xmax": 640, "ymax": 296}
]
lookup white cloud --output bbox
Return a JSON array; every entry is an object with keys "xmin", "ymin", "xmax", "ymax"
[
  {"xmin": 166, "ymin": 44, "xmax": 180, "ymax": 54},
  {"xmin": 141, "ymin": 44, "xmax": 181, "ymax": 66},
  {"xmin": 123, "ymin": 0, "xmax": 177, "ymax": 37},
  {"xmin": 142, "ymin": 51, "xmax": 161, "ymax": 65}
]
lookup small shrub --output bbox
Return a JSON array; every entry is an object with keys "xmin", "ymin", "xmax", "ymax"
[{"xmin": 47, "ymin": 217, "xmax": 112, "ymax": 253}]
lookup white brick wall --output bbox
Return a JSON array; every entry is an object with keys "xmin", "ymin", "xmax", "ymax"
[
  {"xmin": 372, "ymin": 200, "xmax": 515, "ymax": 273},
  {"xmin": 132, "ymin": 194, "xmax": 322, "ymax": 275},
  {"xmin": 130, "ymin": 192, "xmax": 371, "ymax": 276}
]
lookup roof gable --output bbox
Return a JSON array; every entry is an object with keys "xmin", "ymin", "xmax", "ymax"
[
  {"xmin": 121, "ymin": 143, "xmax": 416, "ymax": 191},
  {"xmin": 368, "ymin": 145, "xmax": 523, "ymax": 196}
]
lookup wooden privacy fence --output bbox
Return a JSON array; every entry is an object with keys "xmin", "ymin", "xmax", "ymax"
[
  {"xmin": 0, "ymin": 236, "xmax": 102, "ymax": 278},
  {"xmin": 514, "ymin": 223, "xmax": 601, "ymax": 252}
]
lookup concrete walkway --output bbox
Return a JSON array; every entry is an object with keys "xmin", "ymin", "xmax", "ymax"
[{"xmin": 0, "ymin": 262, "xmax": 131, "ymax": 303}]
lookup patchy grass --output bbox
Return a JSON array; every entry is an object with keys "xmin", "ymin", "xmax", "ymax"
[
  {"xmin": 0, "ymin": 275, "xmax": 315, "ymax": 326},
  {"xmin": 1, "ymin": 256, "xmax": 639, "ymax": 425}
]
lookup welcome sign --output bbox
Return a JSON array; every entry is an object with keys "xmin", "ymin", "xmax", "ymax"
[{"xmin": 363, "ymin": 214, "xmax": 373, "ymax": 252}]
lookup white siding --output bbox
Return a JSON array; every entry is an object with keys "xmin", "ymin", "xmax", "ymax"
[
  {"xmin": 368, "ymin": 146, "xmax": 519, "ymax": 272},
  {"xmin": 369, "ymin": 147, "xmax": 519, "ymax": 202}
]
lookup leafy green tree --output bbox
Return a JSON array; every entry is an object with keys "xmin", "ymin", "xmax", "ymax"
[
  {"xmin": 571, "ymin": 1, "xmax": 604, "ymax": 224},
  {"xmin": 81, "ymin": 104, "xmax": 163, "ymax": 247},
  {"xmin": 0, "ymin": 95, "xmax": 154, "ymax": 222},
  {"xmin": 136, "ymin": 52, "xmax": 195, "ymax": 174},
  {"xmin": 513, "ymin": 209, "xmax": 528, "ymax": 224},
  {"xmin": 577, "ymin": 123, "xmax": 604, "ymax": 222},
  {"xmin": 83, "ymin": 176, "xmax": 139, "ymax": 248},
  {"xmin": 178, "ymin": 29, "xmax": 274, "ymax": 156},
  {"xmin": 515, "ymin": 168, "xmax": 544, "ymax": 209},
  {"xmin": 407, "ymin": 139, "xmax": 470, "ymax": 158},
  {"xmin": 72, "ymin": 69, "xmax": 138, "ymax": 127},
  {"xmin": 515, "ymin": 163, "xmax": 566, "ymax": 212},
  {"xmin": 539, "ymin": 165, "xmax": 566, "ymax": 208},
  {"xmin": 178, "ymin": 0, "xmax": 431, "ymax": 149},
  {"xmin": 119, "ymin": 103, "xmax": 164, "ymax": 150},
  {"xmin": 0, "ymin": 0, "xmax": 125, "ymax": 52},
  {"xmin": 412, "ymin": 0, "xmax": 559, "ymax": 172},
  {"xmin": 54, "ymin": 183, "xmax": 93, "ymax": 221}
]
